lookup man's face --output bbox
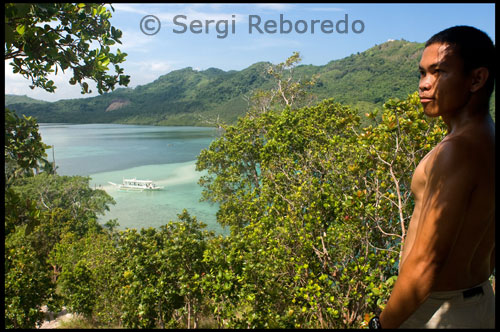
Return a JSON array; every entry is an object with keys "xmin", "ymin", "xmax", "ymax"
[{"xmin": 418, "ymin": 43, "xmax": 472, "ymax": 117}]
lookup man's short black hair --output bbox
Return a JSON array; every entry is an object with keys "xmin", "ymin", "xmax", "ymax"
[{"xmin": 425, "ymin": 25, "xmax": 495, "ymax": 98}]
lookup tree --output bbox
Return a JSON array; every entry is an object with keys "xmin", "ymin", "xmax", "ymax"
[
  {"xmin": 5, "ymin": 174, "xmax": 115, "ymax": 328},
  {"xmin": 243, "ymin": 51, "xmax": 319, "ymax": 116},
  {"xmin": 115, "ymin": 210, "xmax": 213, "ymax": 328},
  {"xmin": 4, "ymin": 3, "xmax": 128, "ymax": 328},
  {"xmin": 196, "ymin": 89, "xmax": 446, "ymax": 327},
  {"xmin": 197, "ymin": 98, "xmax": 363, "ymax": 328},
  {"xmin": 50, "ymin": 229, "xmax": 122, "ymax": 325},
  {"xmin": 10, "ymin": 173, "xmax": 115, "ymax": 230},
  {"xmin": 5, "ymin": 3, "xmax": 130, "ymax": 94},
  {"xmin": 4, "ymin": 225, "xmax": 53, "ymax": 329},
  {"xmin": 4, "ymin": 108, "xmax": 54, "ymax": 186}
]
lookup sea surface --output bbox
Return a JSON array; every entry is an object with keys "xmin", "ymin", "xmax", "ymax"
[{"xmin": 38, "ymin": 123, "xmax": 226, "ymax": 234}]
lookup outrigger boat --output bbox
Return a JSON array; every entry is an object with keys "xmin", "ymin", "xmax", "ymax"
[{"xmin": 108, "ymin": 178, "xmax": 163, "ymax": 191}]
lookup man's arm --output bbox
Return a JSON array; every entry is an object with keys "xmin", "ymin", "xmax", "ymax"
[{"xmin": 379, "ymin": 140, "xmax": 477, "ymax": 328}]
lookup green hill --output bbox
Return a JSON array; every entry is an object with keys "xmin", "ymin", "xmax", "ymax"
[
  {"xmin": 5, "ymin": 94, "xmax": 49, "ymax": 105},
  {"xmin": 7, "ymin": 40, "xmax": 428, "ymax": 126}
]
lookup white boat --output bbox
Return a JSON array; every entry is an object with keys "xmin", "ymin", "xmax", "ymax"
[{"xmin": 108, "ymin": 178, "xmax": 163, "ymax": 191}]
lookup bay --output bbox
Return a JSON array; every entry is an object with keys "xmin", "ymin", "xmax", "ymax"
[{"xmin": 38, "ymin": 123, "xmax": 225, "ymax": 234}]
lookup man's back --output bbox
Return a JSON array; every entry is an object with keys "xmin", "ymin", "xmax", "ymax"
[{"xmin": 401, "ymin": 113, "xmax": 495, "ymax": 291}]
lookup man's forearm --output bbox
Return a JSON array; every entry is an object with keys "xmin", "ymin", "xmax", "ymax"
[{"xmin": 379, "ymin": 258, "xmax": 438, "ymax": 328}]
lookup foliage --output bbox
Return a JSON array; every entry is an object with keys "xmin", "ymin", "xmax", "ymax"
[
  {"xmin": 5, "ymin": 110, "xmax": 115, "ymax": 329},
  {"xmin": 4, "ymin": 225, "xmax": 54, "ymax": 329},
  {"xmin": 115, "ymin": 210, "xmax": 213, "ymax": 328},
  {"xmin": 315, "ymin": 41, "xmax": 424, "ymax": 105},
  {"xmin": 4, "ymin": 108, "xmax": 59, "ymax": 328},
  {"xmin": 196, "ymin": 92, "xmax": 446, "ymax": 328},
  {"xmin": 245, "ymin": 51, "xmax": 319, "ymax": 113},
  {"xmin": 355, "ymin": 94, "xmax": 447, "ymax": 258},
  {"xmin": 10, "ymin": 173, "xmax": 115, "ymax": 232},
  {"xmin": 5, "ymin": 174, "xmax": 115, "ymax": 328},
  {"xmin": 50, "ymin": 229, "xmax": 121, "ymax": 324},
  {"xmin": 5, "ymin": 94, "xmax": 48, "ymax": 105},
  {"xmin": 5, "ymin": 3, "xmax": 130, "ymax": 94},
  {"xmin": 60, "ymin": 260, "xmax": 95, "ymax": 318},
  {"xmin": 45, "ymin": 211, "xmax": 215, "ymax": 328},
  {"xmin": 4, "ymin": 3, "xmax": 125, "ymax": 329},
  {"xmin": 56, "ymin": 314, "xmax": 120, "ymax": 329},
  {"xmin": 4, "ymin": 107, "xmax": 54, "ymax": 185}
]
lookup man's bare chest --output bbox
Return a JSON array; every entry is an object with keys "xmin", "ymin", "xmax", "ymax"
[{"xmin": 410, "ymin": 148, "xmax": 436, "ymax": 199}]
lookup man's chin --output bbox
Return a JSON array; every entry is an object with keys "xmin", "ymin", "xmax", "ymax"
[{"xmin": 422, "ymin": 105, "xmax": 440, "ymax": 117}]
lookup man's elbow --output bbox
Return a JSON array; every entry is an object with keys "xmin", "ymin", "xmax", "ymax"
[{"xmin": 407, "ymin": 253, "xmax": 445, "ymax": 284}]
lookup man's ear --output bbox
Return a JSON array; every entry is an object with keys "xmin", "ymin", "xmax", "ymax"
[{"xmin": 470, "ymin": 67, "xmax": 489, "ymax": 93}]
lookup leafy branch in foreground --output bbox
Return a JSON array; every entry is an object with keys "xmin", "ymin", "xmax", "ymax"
[{"xmin": 5, "ymin": 3, "xmax": 130, "ymax": 94}]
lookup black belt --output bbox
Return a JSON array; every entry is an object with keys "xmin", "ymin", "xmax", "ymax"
[{"xmin": 463, "ymin": 286, "xmax": 484, "ymax": 299}]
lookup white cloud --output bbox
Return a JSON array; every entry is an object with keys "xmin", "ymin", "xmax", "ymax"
[
  {"xmin": 149, "ymin": 62, "xmax": 173, "ymax": 72},
  {"xmin": 126, "ymin": 60, "xmax": 177, "ymax": 86},
  {"xmin": 115, "ymin": 29, "xmax": 157, "ymax": 52}
]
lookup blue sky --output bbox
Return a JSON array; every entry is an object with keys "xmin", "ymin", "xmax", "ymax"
[{"xmin": 5, "ymin": 3, "xmax": 495, "ymax": 102}]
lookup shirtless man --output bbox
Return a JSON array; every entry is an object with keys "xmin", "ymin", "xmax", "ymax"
[{"xmin": 369, "ymin": 26, "xmax": 495, "ymax": 329}]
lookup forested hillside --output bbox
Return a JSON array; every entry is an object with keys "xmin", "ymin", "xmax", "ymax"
[
  {"xmin": 5, "ymin": 94, "xmax": 49, "ymax": 105},
  {"xmin": 7, "ymin": 40, "xmax": 427, "ymax": 126}
]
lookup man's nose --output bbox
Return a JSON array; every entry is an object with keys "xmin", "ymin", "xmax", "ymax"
[{"xmin": 419, "ymin": 76, "xmax": 432, "ymax": 91}]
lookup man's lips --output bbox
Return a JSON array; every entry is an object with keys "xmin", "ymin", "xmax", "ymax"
[{"xmin": 419, "ymin": 96, "xmax": 434, "ymax": 103}]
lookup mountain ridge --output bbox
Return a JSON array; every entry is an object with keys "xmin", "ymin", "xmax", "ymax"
[{"xmin": 6, "ymin": 40, "xmax": 429, "ymax": 126}]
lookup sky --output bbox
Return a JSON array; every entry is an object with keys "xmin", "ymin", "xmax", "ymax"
[{"xmin": 4, "ymin": 3, "xmax": 495, "ymax": 102}]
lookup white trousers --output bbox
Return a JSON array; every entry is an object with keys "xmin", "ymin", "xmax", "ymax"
[{"xmin": 399, "ymin": 279, "xmax": 495, "ymax": 328}]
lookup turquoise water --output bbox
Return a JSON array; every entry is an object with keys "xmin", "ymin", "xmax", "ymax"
[{"xmin": 38, "ymin": 124, "xmax": 225, "ymax": 234}]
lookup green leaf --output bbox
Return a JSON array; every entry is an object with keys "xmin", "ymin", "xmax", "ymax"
[
  {"xmin": 16, "ymin": 24, "xmax": 26, "ymax": 35},
  {"xmin": 5, "ymin": 23, "xmax": 16, "ymax": 44}
]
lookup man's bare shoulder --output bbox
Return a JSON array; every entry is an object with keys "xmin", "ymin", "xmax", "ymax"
[{"xmin": 424, "ymin": 136, "xmax": 480, "ymax": 178}]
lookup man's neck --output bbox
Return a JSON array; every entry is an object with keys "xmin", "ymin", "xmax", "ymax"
[{"xmin": 441, "ymin": 99, "xmax": 491, "ymax": 135}]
